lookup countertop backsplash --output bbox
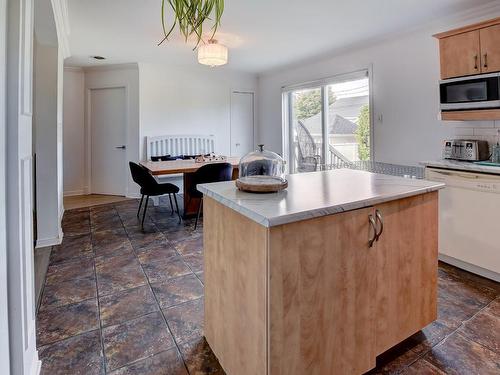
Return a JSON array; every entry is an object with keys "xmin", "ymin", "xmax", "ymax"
[{"xmin": 451, "ymin": 120, "xmax": 500, "ymax": 156}]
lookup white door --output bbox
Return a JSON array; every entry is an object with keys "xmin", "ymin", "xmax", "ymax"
[
  {"xmin": 90, "ymin": 87, "xmax": 127, "ymax": 195},
  {"xmin": 5, "ymin": 0, "xmax": 41, "ymax": 373},
  {"xmin": 230, "ymin": 91, "xmax": 254, "ymax": 157}
]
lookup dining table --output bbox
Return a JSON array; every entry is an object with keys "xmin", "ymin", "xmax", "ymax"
[{"xmin": 141, "ymin": 157, "xmax": 240, "ymax": 218}]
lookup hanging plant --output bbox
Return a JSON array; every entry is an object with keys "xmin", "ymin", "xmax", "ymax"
[{"xmin": 159, "ymin": 0, "xmax": 225, "ymax": 49}]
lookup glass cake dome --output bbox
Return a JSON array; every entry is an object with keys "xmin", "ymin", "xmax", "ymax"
[{"xmin": 237, "ymin": 145, "xmax": 287, "ymax": 193}]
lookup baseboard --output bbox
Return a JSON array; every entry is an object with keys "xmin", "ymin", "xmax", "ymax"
[
  {"xmin": 439, "ymin": 254, "xmax": 500, "ymax": 282},
  {"xmin": 29, "ymin": 353, "xmax": 41, "ymax": 375},
  {"xmin": 63, "ymin": 189, "xmax": 86, "ymax": 197},
  {"xmin": 35, "ymin": 228, "xmax": 63, "ymax": 249}
]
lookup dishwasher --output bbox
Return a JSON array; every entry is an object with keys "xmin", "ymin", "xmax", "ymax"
[{"xmin": 426, "ymin": 167, "xmax": 500, "ymax": 282}]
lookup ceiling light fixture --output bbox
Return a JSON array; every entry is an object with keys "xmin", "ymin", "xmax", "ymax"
[{"xmin": 197, "ymin": 39, "xmax": 228, "ymax": 67}]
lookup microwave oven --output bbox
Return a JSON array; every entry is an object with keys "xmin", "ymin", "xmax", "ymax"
[{"xmin": 440, "ymin": 72, "xmax": 500, "ymax": 111}]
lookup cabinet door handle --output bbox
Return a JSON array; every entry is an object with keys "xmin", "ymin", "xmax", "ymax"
[
  {"xmin": 484, "ymin": 53, "xmax": 488, "ymax": 69},
  {"xmin": 375, "ymin": 210, "xmax": 384, "ymax": 241},
  {"xmin": 474, "ymin": 55, "xmax": 478, "ymax": 70},
  {"xmin": 368, "ymin": 215, "xmax": 377, "ymax": 248}
]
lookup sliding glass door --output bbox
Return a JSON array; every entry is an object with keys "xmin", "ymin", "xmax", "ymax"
[{"xmin": 284, "ymin": 70, "xmax": 371, "ymax": 173}]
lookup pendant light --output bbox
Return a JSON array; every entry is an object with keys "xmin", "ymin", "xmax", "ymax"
[{"xmin": 198, "ymin": 39, "xmax": 228, "ymax": 67}]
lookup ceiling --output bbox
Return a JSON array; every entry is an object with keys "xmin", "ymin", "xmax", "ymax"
[{"xmin": 65, "ymin": 0, "xmax": 496, "ymax": 73}]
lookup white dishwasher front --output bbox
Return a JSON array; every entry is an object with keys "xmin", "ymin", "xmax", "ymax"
[{"xmin": 426, "ymin": 168, "xmax": 500, "ymax": 281}]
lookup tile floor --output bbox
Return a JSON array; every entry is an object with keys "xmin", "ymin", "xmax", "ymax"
[{"xmin": 37, "ymin": 198, "xmax": 500, "ymax": 374}]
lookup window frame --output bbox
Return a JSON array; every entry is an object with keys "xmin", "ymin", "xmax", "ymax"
[{"xmin": 282, "ymin": 67, "xmax": 374, "ymax": 173}]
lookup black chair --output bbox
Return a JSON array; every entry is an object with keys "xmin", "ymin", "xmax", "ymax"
[
  {"xmin": 129, "ymin": 162, "xmax": 181, "ymax": 229},
  {"xmin": 189, "ymin": 162, "xmax": 233, "ymax": 229}
]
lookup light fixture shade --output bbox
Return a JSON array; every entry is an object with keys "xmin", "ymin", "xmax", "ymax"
[{"xmin": 198, "ymin": 40, "xmax": 228, "ymax": 67}]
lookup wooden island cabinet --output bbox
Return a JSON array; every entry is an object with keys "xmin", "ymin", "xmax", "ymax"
[{"xmin": 199, "ymin": 170, "xmax": 444, "ymax": 375}]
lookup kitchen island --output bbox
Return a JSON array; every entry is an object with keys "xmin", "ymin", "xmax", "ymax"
[{"xmin": 198, "ymin": 169, "xmax": 445, "ymax": 375}]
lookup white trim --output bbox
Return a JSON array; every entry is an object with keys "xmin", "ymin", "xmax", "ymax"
[
  {"xmin": 30, "ymin": 357, "xmax": 41, "ymax": 375},
  {"xmin": 63, "ymin": 189, "xmax": 86, "ymax": 197},
  {"xmin": 86, "ymin": 85, "xmax": 130, "ymax": 196},
  {"xmin": 83, "ymin": 63, "xmax": 139, "ymax": 73},
  {"xmin": 63, "ymin": 66, "xmax": 83, "ymax": 73},
  {"xmin": 50, "ymin": 0, "xmax": 70, "ymax": 58},
  {"xmin": 281, "ymin": 69, "xmax": 369, "ymax": 92},
  {"xmin": 35, "ymin": 231, "xmax": 63, "ymax": 248},
  {"xmin": 439, "ymin": 254, "xmax": 500, "ymax": 283}
]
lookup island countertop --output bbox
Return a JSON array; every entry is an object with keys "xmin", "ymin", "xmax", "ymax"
[{"xmin": 197, "ymin": 169, "xmax": 444, "ymax": 227}]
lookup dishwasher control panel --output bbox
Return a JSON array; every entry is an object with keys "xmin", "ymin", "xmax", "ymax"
[{"xmin": 425, "ymin": 168, "xmax": 500, "ymax": 194}]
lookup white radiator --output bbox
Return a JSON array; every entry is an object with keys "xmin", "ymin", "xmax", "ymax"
[{"xmin": 146, "ymin": 134, "xmax": 216, "ymax": 160}]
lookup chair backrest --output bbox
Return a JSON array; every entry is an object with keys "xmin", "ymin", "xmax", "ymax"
[
  {"xmin": 296, "ymin": 121, "xmax": 319, "ymax": 172},
  {"xmin": 129, "ymin": 162, "xmax": 158, "ymax": 189},
  {"xmin": 190, "ymin": 162, "xmax": 233, "ymax": 194}
]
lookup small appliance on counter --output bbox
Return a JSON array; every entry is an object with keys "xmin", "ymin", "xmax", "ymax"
[
  {"xmin": 442, "ymin": 140, "xmax": 490, "ymax": 161},
  {"xmin": 236, "ymin": 144, "xmax": 288, "ymax": 193}
]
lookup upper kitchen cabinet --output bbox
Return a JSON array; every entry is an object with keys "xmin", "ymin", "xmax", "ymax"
[
  {"xmin": 438, "ymin": 30, "xmax": 480, "ymax": 79},
  {"xmin": 434, "ymin": 17, "xmax": 500, "ymax": 79},
  {"xmin": 480, "ymin": 24, "xmax": 500, "ymax": 74}
]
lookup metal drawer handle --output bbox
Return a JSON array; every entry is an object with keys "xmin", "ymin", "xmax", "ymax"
[
  {"xmin": 484, "ymin": 53, "xmax": 488, "ymax": 69},
  {"xmin": 474, "ymin": 55, "xmax": 478, "ymax": 70},
  {"xmin": 375, "ymin": 210, "xmax": 384, "ymax": 241},
  {"xmin": 368, "ymin": 215, "xmax": 377, "ymax": 248}
]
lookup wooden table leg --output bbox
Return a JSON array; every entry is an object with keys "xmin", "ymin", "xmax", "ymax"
[{"xmin": 183, "ymin": 172, "xmax": 201, "ymax": 218}]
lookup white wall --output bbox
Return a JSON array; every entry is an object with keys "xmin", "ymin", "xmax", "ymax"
[
  {"xmin": 84, "ymin": 64, "xmax": 140, "ymax": 197},
  {"xmin": 139, "ymin": 63, "xmax": 258, "ymax": 159},
  {"xmin": 257, "ymin": 10, "xmax": 500, "ymax": 166},
  {"xmin": 34, "ymin": 40, "xmax": 62, "ymax": 246},
  {"xmin": 63, "ymin": 67, "xmax": 85, "ymax": 195}
]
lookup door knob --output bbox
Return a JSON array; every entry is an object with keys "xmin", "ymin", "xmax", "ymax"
[{"xmin": 115, "ymin": 145, "xmax": 127, "ymax": 149}]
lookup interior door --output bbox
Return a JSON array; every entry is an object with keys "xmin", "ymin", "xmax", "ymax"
[
  {"xmin": 480, "ymin": 24, "xmax": 500, "ymax": 74},
  {"xmin": 439, "ymin": 30, "xmax": 480, "ymax": 79},
  {"xmin": 90, "ymin": 87, "xmax": 127, "ymax": 196},
  {"xmin": 230, "ymin": 91, "xmax": 254, "ymax": 157}
]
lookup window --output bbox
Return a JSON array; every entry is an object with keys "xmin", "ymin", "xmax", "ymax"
[{"xmin": 283, "ymin": 70, "xmax": 371, "ymax": 173}]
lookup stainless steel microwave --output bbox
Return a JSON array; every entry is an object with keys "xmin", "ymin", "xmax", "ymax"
[{"xmin": 440, "ymin": 72, "xmax": 500, "ymax": 111}]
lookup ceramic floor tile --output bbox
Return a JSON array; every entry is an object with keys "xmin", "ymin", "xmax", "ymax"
[
  {"xmin": 92, "ymin": 228, "xmax": 134, "ymax": 259},
  {"xmin": 407, "ymin": 320, "xmax": 454, "ymax": 355},
  {"xmin": 108, "ymin": 348, "xmax": 188, "ymax": 375},
  {"xmin": 181, "ymin": 253, "xmax": 203, "ymax": 273},
  {"xmin": 136, "ymin": 244, "xmax": 178, "ymax": 262},
  {"xmin": 95, "ymin": 253, "xmax": 148, "ymax": 296},
  {"xmin": 195, "ymin": 272, "xmax": 204, "ymax": 285},
  {"xmin": 40, "ymin": 275, "xmax": 97, "ymax": 310},
  {"xmin": 425, "ymin": 333, "xmax": 500, "ymax": 374},
  {"xmin": 178, "ymin": 337, "xmax": 225, "ymax": 375},
  {"xmin": 458, "ymin": 310, "xmax": 500, "ymax": 353},
  {"xmin": 487, "ymin": 297, "xmax": 500, "ymax": 317},
  {"xmin": 37, "ymin": 299, "xmax": 99, "ymax": 346},
  {"xmin": 142, "ymin": 256, "xmax": 192, "ymax": 284},
  {"xmin": 39, "ymin": 329, "xmax": 104, "ymax": 375},
  {"xmin": 403, "ymin": 358, "xmax": 446, "ymax": 374},
  {"xmin": 99, "ymin": 285, "xmax": 158, "ymax": 327},
  {"xmin": 175, "ymin": 237, "xmax": 203, "ymax": 256},
  {"xmin": 45, "ymin": 257, "xmax": 95, "ymax": 285},
  {"xmin": 164, "ymin": 298, "xmax": 204, "ymax": 345},
  {"xmin": 152, "ymin": 274, "xmax": 204, "ymax": 309},
  {"xmin": 102, "ymin": 311, "xmax": 175, "ymax": 372},
  {"xmin": 63, "ymin": 219, "xmax": 91, "ymax": 236},
  {"xmin": 50, "ymin": 234, "xmax": 92, "ymax": 264}
]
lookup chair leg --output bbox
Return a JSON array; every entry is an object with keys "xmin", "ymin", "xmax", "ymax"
[
  {"xmin": 173, "ymin": 194, "xmax": 181, "ymax": 223},
  {"xmin": 142, "ymin": 196, "xmax": 149, "ymax": 230},
  {"xmin": 194, "ymin": 198, "xmax": 203, "ymax": 230},
  {"xmin": 168, "ymin": 194, "xmax": 174, "ymax": 216},
  {"xmin": 137, "ymin": 194, "xmax": 144, "ymax": 218}
]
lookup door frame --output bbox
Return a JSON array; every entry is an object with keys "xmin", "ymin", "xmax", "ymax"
[
  {"xmin": 230, "ymin": 89, "xmax": 255, "ymax": 156},
  {"xmin": 85, "ymin": 84, "xmax": 129, "ymax": 196}
]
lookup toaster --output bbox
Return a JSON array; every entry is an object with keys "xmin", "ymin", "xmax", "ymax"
[{"xmin": 443, "ymin": 140, "xmax": 490, "ymax": 161}]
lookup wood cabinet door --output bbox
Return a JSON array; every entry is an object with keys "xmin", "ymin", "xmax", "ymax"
[
  {"xmin": 480, "ymin": 24, "xmax": 500, "ymax": 73},
  {"xmin": 269, "ymin": 207, "xmax": 377, "ymax": 375},
  {"xmin": 374, "ymin": 192, "xmax": 438, "ymax": 355},
  {"xmin": 439, "ymin": 30, "xmax": 480, "ymax": 79}
]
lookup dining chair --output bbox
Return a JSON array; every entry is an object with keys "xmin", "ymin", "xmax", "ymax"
[
  {"xmin": 129, "ymin": 162, "xmax": 181, "ymax": 229},
  {"xmin": 189, "ymin": 162, "xmax": 233, "ymax": 229}
]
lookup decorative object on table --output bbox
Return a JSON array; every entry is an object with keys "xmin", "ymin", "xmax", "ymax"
[
  {"xmin": 158, "ymin": 0, "xmax": 228, "ymax": 66},
  {"xmin": 195, "ymin": 153, "xmax": 227, "ymax": 163},
  {"xmin": 236, "ymin": 144, "xmax": 288, "ymax": 193}
]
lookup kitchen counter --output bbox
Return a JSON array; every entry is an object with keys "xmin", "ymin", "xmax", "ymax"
[
  {"xmin": 421, "ymin": 159, "xmax": 500, "ymax": 175},
  {"xmin": 198, "ymin": 168, "xmax": 444, "ymax": 227},
  {"xmin": 201, "ymin": 169, "xmax": 442, "ymax": 375}
]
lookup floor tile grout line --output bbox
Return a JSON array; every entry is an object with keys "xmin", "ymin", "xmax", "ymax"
[
  {"xmin": 90, "ymin": 224, "xmax": 109, "ymax": 375},
  {"xmin": 114, "ymin": 201, "xmax": 192, "ymax": 375}
]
